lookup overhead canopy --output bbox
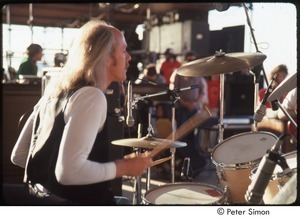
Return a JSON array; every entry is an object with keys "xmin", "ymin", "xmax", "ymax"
[{"xmin": 2, "ymin": 3, "xmax": 215, "ymax": 28}]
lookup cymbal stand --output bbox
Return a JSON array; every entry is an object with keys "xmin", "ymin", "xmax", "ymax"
[
  {"xmin": 251, "ymin": 70, "xmax": 260, "ymax": 131},
  {"xmin": 218, "ymin": 73, "xmax": 225, "ymax": 143},
  {"xmin": 170, "ymin": 100, "xmax": 177, "ymax": 183},
  {"xmin": 133, "ymin": 124, "xmax": 142, "ymax": 205},
  {"xmin": 146, "ymin": 103, "xmax": 154, "ymax": 191},
  {"xmin": 134, "ymin": 87, "xmax": 191, "ymax": 183}
]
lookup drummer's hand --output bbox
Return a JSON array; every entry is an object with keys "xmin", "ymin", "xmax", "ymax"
[{"xmin": 115, "ymin": 152, "xmax": 153, "ymax": 178}]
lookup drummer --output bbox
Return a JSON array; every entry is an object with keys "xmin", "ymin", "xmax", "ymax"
[{"xmin": 10, "ymin": 20, "xmax": 153, "ymax": 205}]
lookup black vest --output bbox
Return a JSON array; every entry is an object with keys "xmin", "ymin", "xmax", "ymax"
[{"xmin": 25, "ymin": 91, "xmax": 116, "ymax": 205}]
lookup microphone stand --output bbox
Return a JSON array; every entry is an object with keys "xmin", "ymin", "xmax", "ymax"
[
  {"xmin": 169, "ymin": 90, "xmax": 178, "ymax": 183},
  {"xmin": 250, "ymin": 67, "xmax": 262, "ymax": 131},
  {"xmin": 245, "ymin": 134, "xmax": 293, "ymax": 204},
  {"xmin": 242, "ymin": 4, "xmax": 269, "ymax": 87},
  {"xmin": 242, "ymin": 4, "xmax": 280, "ymax": 131},
  {"xmin": 133, "ymin": 85, "xmax": 198, "ymax": 183},
  {"xmin": 133, "ymin": 124, "xmax": 142, "ymax": 205},
  {"xmin": 218, "ymin": 73, "xmax": 225, "ymax": 142}
]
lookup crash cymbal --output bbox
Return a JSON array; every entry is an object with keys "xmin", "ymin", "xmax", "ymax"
[
  {"xmin": 267, "ymin": 72, "xmax": 297, "ymax": 102},
  {"xmin": 177, "ymin": 51, "xmax": 267, "ymax": 77},
  {"xmin": 111, "ymin": 136, "xmax": 187, "ymax": 149}
]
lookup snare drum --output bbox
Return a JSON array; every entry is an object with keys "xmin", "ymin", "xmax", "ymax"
[
  {"xmin": 211, "ymin": 131, "xmax": 277, "ymax": 204},
  {"xmin": 250, "ymin": 150, "xmax": 297, "ymax": 204},
  {"xmin": 143, "ymin": 182, "xmax": 225, "ymax": 205}
]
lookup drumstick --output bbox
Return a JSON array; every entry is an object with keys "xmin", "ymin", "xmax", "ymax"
[
  {"xmin": 151, "ymin": 156, "xmax": 172, "ymax": 167},
  {"xmin": 150, "ymin": 106, "xmax": 212, "ymax": 158}
]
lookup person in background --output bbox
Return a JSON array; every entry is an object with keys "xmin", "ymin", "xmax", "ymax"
[
  {"xmin": 258, "ymin": 64, "xmax": 288, "ymax": 111},
  {"xmin": 170, "ymin": 51, "xmax": 208, "ymax": 178},
  {"xmin": 16, "ymin": 44, "xmax": 43, "ymax": 79},
  {"xmin": 277, "ymin": 88, "xmax": 297, "ymax": 153},
  {"xmin": 160, "ymin": 48, "xmax": 181, "ymax": 85},
  {"xmin": 142, "ymin": 63, "xmax": 166, "ymax": 85},
  {"xmin": 277, "ymin": 88, "xmax": 297, "ymax": 120},
  {"xmin": 153, "ymin": 103, "xmax": 172, "ymax": 139},
  {"xmin": 256, "ymin": 64, "xmax": 289, "ymax": 133},
  {"xmin": 206, "ymin": 74, "xmax": 220, "ymax": 117},
  {"xmin": 256, "ymin": 64, "xmax": 293, "ymax": 152},
  {"xmin": 10, "ymin": 20, "xmax": 152, "ymax": 205}
]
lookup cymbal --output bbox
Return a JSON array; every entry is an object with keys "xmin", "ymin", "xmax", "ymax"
[
  {"xmin": 177, "ymin": 51, "xmax": 267, "ymax": 77},
  {"xmin": 111, "ymin": 136, "xmax": 187, "ymax": 149},
  {"xmin": 267, "ymin": 72, "xmax": 297, "ymax": 102}
]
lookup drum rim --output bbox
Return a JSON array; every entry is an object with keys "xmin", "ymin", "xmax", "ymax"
[
  {"xmin": 211, "ymin": 131, "xmax": 278, "ymax": 169},
  {"xmin": 250, "ymin": 150, "xmax": 297, "ymax": 180},
  {"xmin": 143, "ymin": 182, "xmax": 226, "ymax": 205}
]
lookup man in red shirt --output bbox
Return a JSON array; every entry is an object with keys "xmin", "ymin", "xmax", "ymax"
[{"xmin": 160, "ymin": 48, "xmax": 181, "ymax": 84}]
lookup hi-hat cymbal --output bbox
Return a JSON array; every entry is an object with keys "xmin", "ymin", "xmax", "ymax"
[
  {"xmin": 177, "ymin": 51, "xmax": 267, "ymax": 77},
  {"xmin": 267, "ymin": 72, "xmax": 297, "ymax": 102},
  {"xmin": 111, "ymin": 136, "xmax": 187, "ymax": 149}
]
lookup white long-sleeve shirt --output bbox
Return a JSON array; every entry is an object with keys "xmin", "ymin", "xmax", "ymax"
[{"xmin": 11, "ymin": 86, "xmax": 117, "ymax": 185}]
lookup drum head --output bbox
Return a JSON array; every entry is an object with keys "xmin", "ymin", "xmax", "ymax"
[
  {"xmin": 212, "ymin": 132, "xmax": 277, "ymax": 166},
  {"xmin": 144, "ymin": 182, "xmax": 223, "ymax": 205}
]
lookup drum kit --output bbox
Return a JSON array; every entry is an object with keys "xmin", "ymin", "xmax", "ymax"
[
  {"xmin": 110, "ymin": 2, "xmax": 299, "ymax": 205},
  {"xmin": 111, "ymin": 48, "xmax": 297, "ymax": 205}
]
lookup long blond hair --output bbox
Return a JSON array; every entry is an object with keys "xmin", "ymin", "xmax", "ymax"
[{"xmin": 46, "ymin": 20, "xmax": 117, "ymax": 97}]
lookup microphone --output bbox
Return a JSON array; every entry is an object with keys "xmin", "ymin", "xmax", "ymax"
[
  {"xmin": 245, "ymin": 134, "xmax": 287, "ymax": 204},
  {"xmin": 126, "ymin": 81, "xmax": 134, "ymax": 127},
  {"xmin": 254, "ymin": 73, "xmax": 278, "ymax": 122}
]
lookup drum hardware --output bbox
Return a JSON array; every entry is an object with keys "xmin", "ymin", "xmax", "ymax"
[
  {"xmin": 180, "ymin": 157, "xmax": 193, "ymax": 181},
  {"xmin": 176, "ymin": 51, "xmax": 267, "ymax": 77},
  {"xmin": 150, "ymin": 107, "xmax": 212, "ymax": 175},
  {"xmin": 211, "ymin": 131, "xmax": 278, "ymax": 204},
  {"xmin": 111, "ymin": 136, "xmax": 187, "ymax": 149},
  {"xmin": 177, "ymin": 50, "xmax": 266, "ymax": 143},
  {"xmin": 270, "ymin": 173, "xmax": 297, "ymax": 204},
  {"xmin": 132, "ymin": 124, "xmax": 143, "ymax": 205},
  {"xmin": 242, "ymin": 2, "xmax": 270, "ymax": 98},
  {"xmin": 249, "ymin": 150, "xmax": 297, "ymax": 204},
  {"xmin": 252, "ymin": 69, "xmax": 278, "ymax": 130},
  {"xmin": 143, "ymin": 182, "xmax": 226, "ymax": 205},
  {"xmin": 129, "ymin": 84, "xmax": 206, "ymax": 183},
  {"xmin": 114, "ymin": 90, "xmax": 211, "ymax": 204},
  {"xmin": 267, "ymin": 72, "xmax": 297, "ymax": 102},
  {"xmin": 267, "ymin": 72, "xmax": 297, "ymax": 130},
  {"xmin": 245, "ymin": 134, "xmax": 289, "ymax": 204},
  {"xmin": 216, "ymin": 166, "xmax": 225, "ymax": 182}
]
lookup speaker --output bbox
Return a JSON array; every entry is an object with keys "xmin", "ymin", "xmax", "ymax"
[
  {"xmin": 224, "ymin": 72, "xmax": 254, "ymax": 116},
  {"xmin": 182, "ymin": 20, "xmax": 210, "ymax": 58},
  {"xmin": 209, "ymin": 25, "xmax": 245, "ymax": 54}
]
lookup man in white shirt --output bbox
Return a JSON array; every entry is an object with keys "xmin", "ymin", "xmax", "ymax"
[{"xmin": 10, "ymin": 20, "xmax": 153, "ymax": 205}]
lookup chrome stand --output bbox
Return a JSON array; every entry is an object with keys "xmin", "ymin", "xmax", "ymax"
[
  {"xmin": 133, "ymin": 124, "xmax": 142, "ymax": 205},
  {"xmin": 218, "ymin": 73, "xmax": 225, "ymax": 143}
]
